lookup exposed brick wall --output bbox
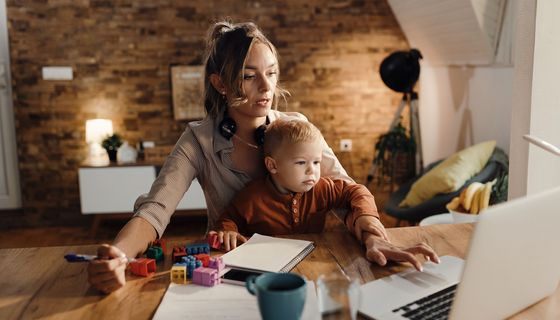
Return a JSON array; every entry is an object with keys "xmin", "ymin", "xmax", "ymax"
[{"xmin": 6, "ymin": 0, "xmax": 408, "ymax": 226}]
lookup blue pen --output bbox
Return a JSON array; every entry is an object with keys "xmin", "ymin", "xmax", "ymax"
[{"xmin": 64, "ymin": 253, "xmax": 135, "ymax": 263}]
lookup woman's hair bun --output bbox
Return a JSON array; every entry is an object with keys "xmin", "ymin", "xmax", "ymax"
[{"xmin": 209, "ymin": 21, "xmax": 234, "ymax": 41}]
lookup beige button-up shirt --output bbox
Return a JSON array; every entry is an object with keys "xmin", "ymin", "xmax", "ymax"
[{"xmin": 134, "ymin": 110, "xmax": 352, "ymax": 237}]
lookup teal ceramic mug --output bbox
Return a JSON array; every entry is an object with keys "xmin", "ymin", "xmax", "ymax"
[{"xmin": 246, "ymin": 272, "xmax": 307, "ymax": 320}]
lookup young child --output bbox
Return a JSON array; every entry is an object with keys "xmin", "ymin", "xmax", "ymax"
[{"xmin": 212, "ymin": 119, "xmax": 382, "ymax": 250}]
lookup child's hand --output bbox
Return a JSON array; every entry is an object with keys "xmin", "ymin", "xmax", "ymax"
[{"xmin": 209, "ymin": 230, "xmax": 247, "ymax": 251}]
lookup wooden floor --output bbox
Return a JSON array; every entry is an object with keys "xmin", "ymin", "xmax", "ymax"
[{"xmin": 0, "ymin": 188, "xmax": 404, "ymax": 249}]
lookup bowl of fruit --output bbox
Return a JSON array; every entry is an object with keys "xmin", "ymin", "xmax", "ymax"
[{"xmin": 446, "ymin": 180, "xmax": 496, "ymax": 223}]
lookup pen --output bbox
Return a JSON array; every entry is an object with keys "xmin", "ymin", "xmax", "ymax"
[{"xmin": 64, "ymin": 253, "xmax": 136, "ymax": 263}]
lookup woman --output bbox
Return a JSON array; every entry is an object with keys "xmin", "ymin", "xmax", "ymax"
[{"xmin": 88, "ymin": 21, "xmax": 437, "ymax": 293}]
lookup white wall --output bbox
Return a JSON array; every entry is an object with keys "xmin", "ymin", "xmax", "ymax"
[
  {"xmin": 419, "ymin": 65, "xmax": 513, "ymax": 165},
  {"xmin": 523, "ymin": 0, "xmax": 560, "ymax": 195}
]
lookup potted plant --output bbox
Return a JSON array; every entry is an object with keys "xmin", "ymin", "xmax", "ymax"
[
  {"xmin": 372, "ymin": 120, "xmax": 416, "ymax": 189},
  {"xmin": 102, "ymin": 133, "xmax": 123, "ymax": 162}
]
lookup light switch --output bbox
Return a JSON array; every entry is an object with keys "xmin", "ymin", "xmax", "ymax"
[{"xmin": 42, "ymin": 66, "xmax": 73, "ymax": 80}]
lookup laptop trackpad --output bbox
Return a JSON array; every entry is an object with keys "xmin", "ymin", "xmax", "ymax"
[{"xmin": 359, "ymin": 256, "xmax": 464, "ymax": 317}]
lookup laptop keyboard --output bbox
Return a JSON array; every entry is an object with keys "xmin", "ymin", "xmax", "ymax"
[{"xmin": 391, "ymin": 284, "xmax": 458, "ymax": 320}]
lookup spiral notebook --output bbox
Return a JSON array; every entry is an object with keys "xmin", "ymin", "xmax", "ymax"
[{"xmin": 221, "ymin": 233, "xmax": 315, "ymax": 273}]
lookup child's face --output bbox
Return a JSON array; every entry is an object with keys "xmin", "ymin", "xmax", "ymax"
[{"xmin": 267, "ymin": 140, "xmax": 322, "ymax": 194}]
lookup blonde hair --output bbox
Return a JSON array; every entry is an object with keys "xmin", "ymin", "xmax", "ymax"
[
  {"xmin": 203, "ymin": 21, "xmax": 289, "ymax": 119},
  {"xmin": 264, "ymin": 119, "xmax": 323, "ymax": 157}
]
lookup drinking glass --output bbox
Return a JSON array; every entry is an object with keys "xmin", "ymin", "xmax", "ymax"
[{"xmin": 316, "ymin": 273, "xmax": 360, "ymax": 320}]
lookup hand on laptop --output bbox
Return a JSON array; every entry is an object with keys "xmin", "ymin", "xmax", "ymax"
[{"xmin": 363, "ymin": 234, "xmax": 440, "ymax": 272}]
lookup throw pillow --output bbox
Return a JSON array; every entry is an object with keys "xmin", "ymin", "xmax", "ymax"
[{"xmin": 399, "ymin": 140, "xmax": 496, "ymax": 207}]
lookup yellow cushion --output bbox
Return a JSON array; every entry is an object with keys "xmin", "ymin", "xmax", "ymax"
[{"xmin": 399, "ymin": 140, "xmax": 496, "ymax": 207}]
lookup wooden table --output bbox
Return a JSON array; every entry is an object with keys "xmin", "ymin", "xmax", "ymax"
[{"xmin": 1, "ymin": 223, "xmax": 558, "ymax": 319}]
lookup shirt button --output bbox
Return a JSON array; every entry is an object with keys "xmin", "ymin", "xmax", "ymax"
[
  {"xmin": 292, "ymin": 208, "xmax": 298, "ymax": 213},
  {"xmin": 294, "ymin": 218, "xmax": 299, "ymax": 223},
  {"xmin": 292, "ymin": 199, "xmax": 297, "ymax": 205}
]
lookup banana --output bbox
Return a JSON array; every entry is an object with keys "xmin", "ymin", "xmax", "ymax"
[
  {"xmin": 478, "ymin": 182, "xmax": 493, "ymax": 213},
  {"xmin": 446, "ymin": 197, "xmax": 461, "ymax": 211},
  {"xmin": 462, "ymin": 182, "xmax": 484, "ymax": 212},
  {"xmin": 470, "ymin": 187, "xmax": 482, "ymax": 214},
  {"xmin": 459, "ymin": 188, "xmax": 467, "ymax": 207}
]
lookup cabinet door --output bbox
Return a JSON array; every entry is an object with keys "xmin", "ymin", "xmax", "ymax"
[
  {"xmin": 79, "ymin": 166, "xmax": 156, "ymax": 214},
  {"xmin": 79, "ymin": 166, "xmax": 207, "ymax": 214}
]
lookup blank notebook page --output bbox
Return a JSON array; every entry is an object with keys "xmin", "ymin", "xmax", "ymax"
[{"xmin": 221, "ymin": 233, "xmax": 315, "ymax": 272}]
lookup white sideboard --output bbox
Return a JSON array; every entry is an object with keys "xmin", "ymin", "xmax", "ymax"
[{"xmin": 78, "ymin": 165, "xmax": 206, "ymax": 214}]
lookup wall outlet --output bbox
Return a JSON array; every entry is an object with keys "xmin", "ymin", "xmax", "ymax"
[
  {"xmin": 42, "ymin": 66, "xmax": 73, "ymax": 80},
  {"xmin": 340, "ymin": 139, "xmax": 352, "ymax": 152}
]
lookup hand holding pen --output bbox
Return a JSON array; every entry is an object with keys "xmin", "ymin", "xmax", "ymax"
[{"xmin": 81, "ymin": 244, "xmax": 129, "ymax": 294}]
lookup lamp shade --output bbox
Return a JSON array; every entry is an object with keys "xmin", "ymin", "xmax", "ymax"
[{"xmin": 85, "ymin": 119, "xmax": 113, "ymax": 144}]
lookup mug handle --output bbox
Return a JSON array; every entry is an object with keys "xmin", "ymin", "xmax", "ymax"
[{"xmin": 246, "ymin": 275, "xmax": 258, "ymax": 295}]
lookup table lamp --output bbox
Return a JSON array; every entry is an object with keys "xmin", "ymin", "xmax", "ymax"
[{"xmin": 86, "ymin": 119, "xmax": 113, "ymax": 166}]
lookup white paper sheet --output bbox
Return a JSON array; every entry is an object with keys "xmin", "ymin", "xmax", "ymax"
[{"xmin": 153, "ymin": 281, "xmax": 320, "ymax": 320}]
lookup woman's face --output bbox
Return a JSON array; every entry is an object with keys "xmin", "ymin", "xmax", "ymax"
[{"xmin": 229, "ymin": 42, "xmax": 278, "ymax": 119}]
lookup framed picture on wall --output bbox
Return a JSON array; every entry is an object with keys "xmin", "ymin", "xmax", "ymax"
[{"xmin": 170, "ymin": 65, "xmax": 205, "ymax": 120}]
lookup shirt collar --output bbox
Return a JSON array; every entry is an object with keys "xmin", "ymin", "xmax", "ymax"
[
  {"xmin": 265, "ymin": 175, "xmax": 304, "ymax": 200},
  {"xmin": 212, "ymin": 111, "xmax": 234, "ymax": 154}
]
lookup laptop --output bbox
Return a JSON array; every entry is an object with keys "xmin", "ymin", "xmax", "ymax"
[{"xmin": 359, "ymin": 185, "xmax": 560, "ymax": 320}]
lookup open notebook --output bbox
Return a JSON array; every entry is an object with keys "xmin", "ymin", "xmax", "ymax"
[{"xmin": 221, "ymin": 233, "xmax": 315, "ymax": 272}]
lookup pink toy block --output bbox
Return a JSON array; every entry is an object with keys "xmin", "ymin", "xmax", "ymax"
[
  {"xmin": 192, "ymin": 267, "xmax": 220, "ymax": 287},
  {"xmin": 130, "ymin": 258, "xmax": 156, "ymax": 277},
  {"xmin": 209, "ymin": 256, "xmax": 225, "ymax": 274},
  {"xmin": 170, "ymin": 265, "xmax": 187, "ymax": 284},
  {"xmin": 194, "ymin": 253, "xmax": 210, "ymax": 267},
  {"xmin": 207, "ymin": 233, "xmax": 221, "ymax": 249}
]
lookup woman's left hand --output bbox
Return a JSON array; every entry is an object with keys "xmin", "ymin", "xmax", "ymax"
[{"xmin": 363, "ymin": 233, "xmax": 440, "ymax": 272}]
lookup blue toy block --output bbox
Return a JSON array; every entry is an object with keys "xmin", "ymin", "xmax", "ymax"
[
  {"xmin": 180, "ymin": 255, "xmax": 203, "ymax": 278},
  {"xmin": 186, "ymin": 243, "xmax": 210, "ymax": 255}
]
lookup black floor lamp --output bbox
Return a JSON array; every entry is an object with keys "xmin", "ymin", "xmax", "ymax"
[{"xmin": 365, "ymin": 49, "xmax": 424, "ymax": 187}]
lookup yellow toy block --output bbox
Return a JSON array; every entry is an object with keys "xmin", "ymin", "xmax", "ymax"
[{"xmin": 170, "ymin": 265, "xmax": 187, "ymax": 284}]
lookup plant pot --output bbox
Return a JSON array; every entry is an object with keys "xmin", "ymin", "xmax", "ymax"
[{"xmin": 106, "ymin": 149, "xmax": 118, "ymax": 162}]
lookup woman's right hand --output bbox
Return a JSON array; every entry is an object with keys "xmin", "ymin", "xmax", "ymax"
[{"xmin": 87, "ymin": 244, "xmax": 129, "ymax": 294}]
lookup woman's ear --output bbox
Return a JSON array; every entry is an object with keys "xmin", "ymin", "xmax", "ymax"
[
  {"xmin": 264, "ymin": 156, "xmax": 278, "ymax": 174},
  {"xmin": 209, "ymin": 74, "xmax": 226, "ymax": 95}
]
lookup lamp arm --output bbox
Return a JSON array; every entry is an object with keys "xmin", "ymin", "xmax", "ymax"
[{"xmin": 523, "ymin": 134, "xmax": 560, "ymax": 156}]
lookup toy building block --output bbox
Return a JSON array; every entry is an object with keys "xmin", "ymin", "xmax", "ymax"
[
  {"xmin": 192, "ymin": 267, "xmax": 220, "ymax": 287},
  {"xmin": 147, "ymin": 246, "xmax": 164, "ymax": 262},
  {"xmin": 130, "ymin": 258, "xmax": 156, "ymax": 277},
  {"xmin": 152, "ymin": 239, "xmax": 167, "ymax": 254},
  {"xmin": 194, "ymin": 253, "xmax": 210, "ymax": 267},
  {"xmin": 207, "ymin": 233, "xmax": 221, "ymax": 250},
  {"xmin": 186, "ymin": 242, "xmax": 210, "ymax": 255},
  {"xmin": 170, "ymin": 265, "xmax": 187, "ymax": 284},
  {"xmin": 209, "ymin": 256, "xmax": 225, "ymax": 274},
  {"xmin": 180, "ymin": 255, "xmax": 203, "ymax": 278},
  {"xmin": 172, "ymin": 246, "xmax": 187, "ymax": 263}
]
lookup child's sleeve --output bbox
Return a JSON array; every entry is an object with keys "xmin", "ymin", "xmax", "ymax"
[
  {"xmin": 214, "ymin": 203, "xmax": 247, "ymax": 234},
  {"xmin": 322, "ymin": 178, "xmax": 380, "ymax": 231}
]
